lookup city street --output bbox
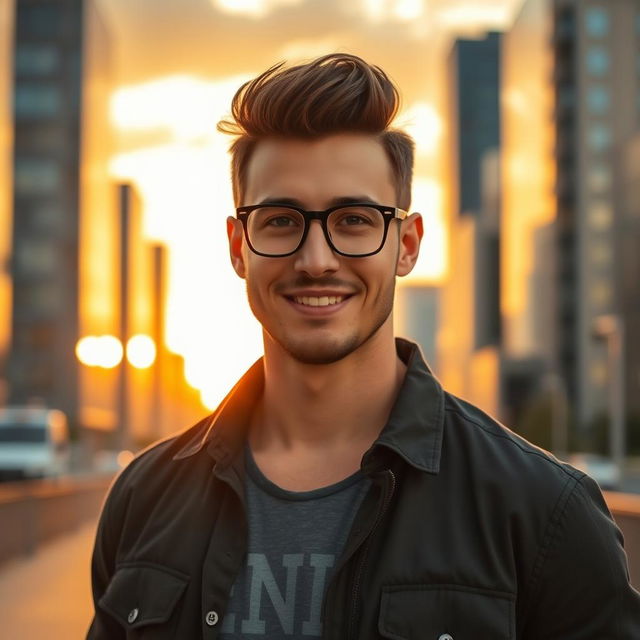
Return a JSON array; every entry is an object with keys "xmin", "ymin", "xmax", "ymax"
[{"xmin": 0, "ymin": 521, "xmax": 97, "ymax": 639}]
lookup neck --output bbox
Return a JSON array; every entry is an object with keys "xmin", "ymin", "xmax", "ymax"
[{"xmin": 250, "ymin": 323, "xmax": 405, "ymax": 454}]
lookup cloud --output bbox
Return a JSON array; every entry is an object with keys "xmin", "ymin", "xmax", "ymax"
[
  {"xmin": 431, "ymin": 0, "xmax": 520, "ymax": 32},
  {"xmin": 110, "ymin": 74, "xmax": 250, "ymax": 140},
  {"xmin": 209, "ymin": 0, "xmax": 305, "ymax": 19}
]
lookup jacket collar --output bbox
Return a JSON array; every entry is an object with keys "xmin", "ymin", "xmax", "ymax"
[
  {"xmin": 364, "ymin": 338, "xmax": 444, "ymax": 474},
  {"xmin": 173, "ymin": 338, "xmax": 444, "ymax": 475}
]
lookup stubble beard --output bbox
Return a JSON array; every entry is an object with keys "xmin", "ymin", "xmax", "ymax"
[{"xmin": 247, "ymin": 276, "xmax": 396, "ymax": 366}]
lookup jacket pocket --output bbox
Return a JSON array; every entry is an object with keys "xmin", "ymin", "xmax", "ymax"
[
  {"xmin": 98, "ymin": 562, "xmax": 189, "ymax": 637},
  {"xmin": 378, "ymin": 584, "xmax": 515, "ymax": 640}
]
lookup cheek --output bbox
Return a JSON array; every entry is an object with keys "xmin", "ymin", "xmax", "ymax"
[{"xmin": 244, "ymin": 259, "xmax": 277, "ymax": 298}]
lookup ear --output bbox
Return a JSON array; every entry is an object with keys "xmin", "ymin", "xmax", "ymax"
[
  {"xmin": 396, "ymin": 212, "xmax": 423, "ymax": 277},
  {"xmin": 227, "ymin": 216, "xmax": 246, "ymax": 279}
]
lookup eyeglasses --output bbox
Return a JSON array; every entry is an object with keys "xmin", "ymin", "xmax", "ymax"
[{"xmin": 235, "ymin": 203, "xmax": 408, "ymax": 257}]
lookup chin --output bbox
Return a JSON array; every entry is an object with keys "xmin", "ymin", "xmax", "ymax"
[{"xmin": 278, "ymin": 334, "xmax": 362, "ymax": 365}]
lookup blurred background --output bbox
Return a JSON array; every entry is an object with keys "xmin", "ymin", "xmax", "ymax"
[{"xmin": 0, "ymin": 0, "xmax": 640, "ymax": 635}]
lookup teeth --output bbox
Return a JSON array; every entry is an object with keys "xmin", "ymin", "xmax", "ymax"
[{"xmin": 294, "ymin": 296, "xmax": 344, "ymax": 307}]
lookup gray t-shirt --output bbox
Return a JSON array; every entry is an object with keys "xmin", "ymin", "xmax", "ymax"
[{"xmin": 219, "ymin": 447, "xmax": 370, "ymax": 638}]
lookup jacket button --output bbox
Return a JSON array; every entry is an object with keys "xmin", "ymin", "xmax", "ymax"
[
  {"xmin": 127, "ymin": 608, "xmax": 139, "ymax": 624},
  {"xmin": 205, "ymin": 610, "xmax": 219, "ymax": 626},
  {"xmin": 438, "ymin": 635, "xmax": 453, "ymax": 640}
]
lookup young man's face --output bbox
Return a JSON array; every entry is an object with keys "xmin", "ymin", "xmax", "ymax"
[{"xmin": 227, "ymin": 133, "xmax": 422, "ymax": 365}]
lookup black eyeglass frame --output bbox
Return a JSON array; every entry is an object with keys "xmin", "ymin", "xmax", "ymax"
[{"xmin": 235, "ymin": 203, "xmax": 408, "ymax": 258}]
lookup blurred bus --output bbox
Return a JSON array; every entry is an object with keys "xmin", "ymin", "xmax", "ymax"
[{"xmin": 0, "ymin": 407, "xmax": 70, "ymax": 480}]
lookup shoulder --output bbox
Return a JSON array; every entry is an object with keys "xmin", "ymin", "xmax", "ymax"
[
  {"xmin": 441, "ymin": 391, "xmax": 584, "ymax": 499},
  {"xmin": 104, "ymin": 413, "xmax": 215, "ymax": 507}
]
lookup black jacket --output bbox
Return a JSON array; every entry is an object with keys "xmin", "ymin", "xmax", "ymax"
[{"xmin": 88, "ymin": 339, "xmax": 640, "ymax": 638}]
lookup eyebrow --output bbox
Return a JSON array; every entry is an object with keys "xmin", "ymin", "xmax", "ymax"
[{"xmin": 255, "ymin": 195, "xmax": 380, "ymax": 208}]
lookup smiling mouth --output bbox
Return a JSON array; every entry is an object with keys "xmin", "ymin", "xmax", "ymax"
[{"xmin": 293, "ymin": 295, "xmax": 346, "ymax": 307}]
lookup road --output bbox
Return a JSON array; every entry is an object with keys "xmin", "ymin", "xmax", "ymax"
[{"xmin": 0, "ymin": 520, "xmax": 97, "ymax": 640}]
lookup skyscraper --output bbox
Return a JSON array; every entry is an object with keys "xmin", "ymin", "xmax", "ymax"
[
  {"xmin": 447, "ymin": 31, "xmax": 502, "ymax": 218},
  {"xmin": 503, "ymin": 0, "xmax": 640, "ymax": 439},
  {"xmin": 8, "ymin": 0, "xmax": 111, "ymax": 431},
  {"xmin": 439, "ymin": 33, "xmax": 502, "ymax": 417}
]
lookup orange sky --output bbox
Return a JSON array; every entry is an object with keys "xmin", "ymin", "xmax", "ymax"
[
  {"xmin": 0, "ymin": 0, "xmax": 524, "ymax": 409},
  {"xmin": 94, "ymin": 0, "xmax": 524, "ymax": 407}
]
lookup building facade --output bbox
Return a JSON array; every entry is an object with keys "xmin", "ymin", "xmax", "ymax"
[
  {"xmin": 503, "ymin": 0, "xmax": 640, "ymax": 444},
  {"xmin": 0, "ymin": 0, "xmax": 14, "ymax": 403},
  {"xmin": 439, "ymin": 34, "xmax": 502, "ymax": 419},
  {"xmin": 447, "ymin": 31, "xmax": 502, "ymax": 218},
  {"xmin": 8, "ymin": 0, "xmax": 111, "ymax": 431}
]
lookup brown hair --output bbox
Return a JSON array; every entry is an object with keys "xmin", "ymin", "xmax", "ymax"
[{"xmin": 217, "ymin": 53, "xmax": 415, "ymax": 209}]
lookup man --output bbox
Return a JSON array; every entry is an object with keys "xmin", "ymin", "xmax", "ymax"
[{"xmin": 88, "ymin": 54, "xmax": 640, "ymax": 638}]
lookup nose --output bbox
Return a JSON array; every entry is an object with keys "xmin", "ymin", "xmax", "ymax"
[{"xmin": 294, "ymin": 220, "xmax": 340, "ymax": 277}]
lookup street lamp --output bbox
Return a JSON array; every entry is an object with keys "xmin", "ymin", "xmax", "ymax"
[
  {"xmin": 75, "ymin": 334, "xmax": 157, "ymax": 451},
  {"xmin": 592, "ymin": 314, "xmax": 626, "ymax": 478}
]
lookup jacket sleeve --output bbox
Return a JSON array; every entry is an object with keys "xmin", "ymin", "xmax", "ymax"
[
  {"xmin": 523, "ymin": 474, "xmax": 640, "ymax": 638},
  {"xmin": 86, "ymin": 471, "xmax": 131, "ymax": 639}
]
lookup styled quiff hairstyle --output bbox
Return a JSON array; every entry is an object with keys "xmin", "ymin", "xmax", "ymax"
[{"xmin": 217, "ymin": 53, "xmax": 415, "ymax": 209}]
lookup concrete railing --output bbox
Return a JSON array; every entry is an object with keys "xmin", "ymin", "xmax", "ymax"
[
  {"xmin": 605, "ymin": 492, "xmax": 640, "ymax": 588},
  {"xmin": 0, "ymin": 475, "xmax": 113, "ymax": 567}
]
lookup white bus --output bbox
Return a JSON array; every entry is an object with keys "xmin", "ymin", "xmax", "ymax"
[{"xmin": 0, "ymin": 407, "xmax": 70, "ymax": 480}]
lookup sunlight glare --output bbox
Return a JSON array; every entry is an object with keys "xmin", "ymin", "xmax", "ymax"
[
  {"xmin": 110, "ymin": 74, "xmax": 263, "ymax": 410},
  {"xmin": 362, "ymin": 0, "xmax": 387, "ymax": 22},
  {"xmin": 209, "ymin": 0, "xmax": 305, "ymax": 19},
  {"xmin": 393, "ymin": 0, "xmax": 423, "ymax": 21},
  {"xmin": 397, "ymin": 102, "xmax": 442, "ymax": 158},
  {"xmin": 434, "ymin": 3, "xmax": 512, "ymax": 30},
  {"xmin": 126, "ymin": 335, "xmax": 157, "ymax": 369},
  {"xmin": 404, "ymin": 177, "xmax": 446, "ymax": 283},
  {"xmin": 111, "ymin": 75, "xmax": 251, "ymax": 142},
  {"xmin": 76, "ymin": 335, "xmax": 124, "ymax": 369}
]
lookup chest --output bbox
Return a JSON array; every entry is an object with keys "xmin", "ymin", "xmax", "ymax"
[{"xmin": 105, "ymin": 468, "xmax": 525, "ymax": 640}]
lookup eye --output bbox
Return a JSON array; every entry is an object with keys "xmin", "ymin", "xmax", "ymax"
[
  {"xmin": 332, "ymin": 207, "xmax": 379, "ymax": 227},
  {"xmin": 266, "ymin": 215, "xmax": 298, "ymax": 227},
  {"xmin": 340, "ymin": 214, "xmax": 369, "ymax": 226},
  {"xmin": 251, "ymin": 206, "xmax": 303, "ymax": 231}
]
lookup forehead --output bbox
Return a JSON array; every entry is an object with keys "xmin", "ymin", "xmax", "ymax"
[{"xmin": 243, "ymin": 134, "xmax": 396, "ymax": 206}]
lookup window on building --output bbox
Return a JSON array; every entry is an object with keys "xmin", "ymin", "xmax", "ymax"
[
  {"xmin": 14, "ymin": 282, "xmax": 61, "ymax": 317},
  {"xmin": 14, "ymin": 158, "xmax": 61, "ymax": 194},
  {"xmin": 28, "ymin": 203, "xmax": 63, "ymax": 233},
  {"xmin": 585, "ymin": 7, "xmax": 609, "ymax": 38},
  {"xmin": 31, "ymin": 127, "xmax": 66, "ymax": 150},
  {"xmin": 586, "ymin": 86, "xmax": 610, "ymax": 114},
  {"xmin": 557, "ymin": 9, "xmax": 575, "ymax": 39},
  {"xmin": 586, "ymin": 47, "xmax": 609, "ymax": 76},
  {"xmin": 26, "ymin": 356, "xmax": 55, "ymax": 393},
  {"xmin": 590, "ymin": 240, "xmax": 612, "ymax": 267},
  {"xmin": 12, "ymin": 324, "xmax": 56, "ymax": 351},
  {"xmin": 589, "ymin": 359, "xmax": 607, "ymax": 386},
  {"xmin": 14, "ymin": 45, "xmax": 60, "ymax": 76},
  {"xmin": 14, "ymin": 84, "xmax": 61, "ymax": 118},
  {"xmin": 588, "ymin": 200, "xmax": 614, "ymax": 230},
  {"xmin": 15, "ymin": 239, "xmax": 58, "ymax": 277},
  {"xmin": 29, "ymin": 325, "xmax": 56, "ymax": 349},
  {"xmin": 588, "ymin": 165, "xmax": 612, "ymax": 193},
  {"xmin": 17, "ymin": 4, "xmax": 63, "ymax": 38},
  {"xmin": 589, "ymin": 279, "xmax": 613, "ymax": 307},
  {"xmin": 558, "ymin": 84, "xmax": 575, "ymax": 109},
  {"xmin": 587, "ymin": 124, "xmax": 612, "ymax": 151}
]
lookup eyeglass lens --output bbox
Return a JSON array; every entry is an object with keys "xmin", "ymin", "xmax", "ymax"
[{"xmin": 246, "ymin": 206, "xmax": 386, "ymax": 256}]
